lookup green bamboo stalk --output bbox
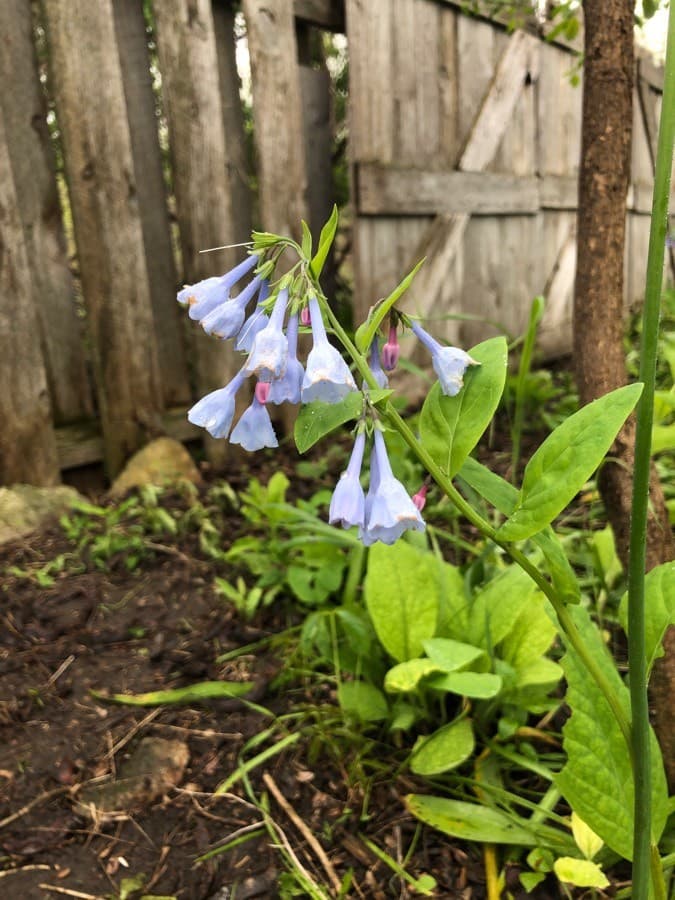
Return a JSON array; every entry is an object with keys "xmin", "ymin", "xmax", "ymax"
[{"xmin": 627, "ymin": 4, "xmax": 675, "ymax": 898}]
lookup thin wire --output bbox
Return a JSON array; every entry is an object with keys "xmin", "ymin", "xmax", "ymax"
[{"xmin": 198, "ymin": 241, "xmax": 254, "ymax": 253}]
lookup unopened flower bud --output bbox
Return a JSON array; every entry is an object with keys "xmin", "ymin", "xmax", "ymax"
[
  {"xmin": 300, "ymin": 305, "xmax": 311, "ymax": 327},
  {"xmin": 412, "ymin": 484, "xmax": 428, "ymax": 511},
  {"xmin": 382, "ymin": 324, "xmax": 400, "ymax": 372}
]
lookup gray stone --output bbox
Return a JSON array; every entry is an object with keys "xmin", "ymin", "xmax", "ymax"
[
  {"xmin": 0, "ymin": 484, "xmax": 84, "ymax": 545},
  {"xmin": 77, "ymin": 737, "xmax": 189, "ymax": 821},
  {"xmin": 109, "ymin": 437, "xmax": 202, "ymax": 497}
]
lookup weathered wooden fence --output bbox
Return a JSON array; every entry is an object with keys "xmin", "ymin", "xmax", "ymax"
[{"xmin": 0, "ymin": 0, "xmax": 666, "ymax": 485}]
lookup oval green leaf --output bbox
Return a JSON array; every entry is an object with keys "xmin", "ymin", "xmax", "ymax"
[
  {"xmin": 419, "ymin": 337, "xmax": 508, "ymax": 476},
  {"xmin": 384, "ymin": 658, "xmax": 443, "ymax": 693},
  {"xmin": 427, "ymin": 671, "xmax": 502, "ymax": 699},
  {"xmin": 294, "ymin": 392, "xmax": 363, "ymax": 454},
  {"xmin": 410, "ymin": 718, "xmax": 475, "ymax": 775},
  {"xmin": 405, "ymin": 795, "xmax": 540, "ymax": 846},
  {"xmin": 553, "ymin": 858, "xmax": 609, "ymax": 889},
  {"xmin": 365, "ymin": 542, "xmax": 439, "ymax": 662},
  {"xmin": 338, "ymin": 681, "xmax": 389, "ymax": 722},
  {"xmin": 498, "ymin": 383, "xmax": 643, "ymax": 541}
]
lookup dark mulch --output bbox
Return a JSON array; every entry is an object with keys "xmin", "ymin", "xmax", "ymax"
[{"xmin": 0, "ymin": 482, "xmax": 504, "ymax": 900}]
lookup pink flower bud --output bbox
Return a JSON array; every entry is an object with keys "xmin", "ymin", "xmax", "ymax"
[
  {"xmin": 382, "ymin": 324, "xmax": 400, "ymax": 372},
  {"xmin": 411, "ymin": 484, "xmax": 428, "ymax": 511},
  {"xmin": 300, "ymin": 305, "xmax": 311, "ymax": 327},
  {"xmin": 255, "ymin": 381, "xmax": 271, "ymax": 404}
]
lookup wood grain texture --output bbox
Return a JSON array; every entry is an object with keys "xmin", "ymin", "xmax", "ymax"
[
  {"xmin": 43, "ymin": 0, "xmax": 163, "ymax": 477},
  {"xmin": 0, "ymin": 0, "xmax": 91, "ymax": 425},
  {"xmin": 243, "ymin": 0, "xmax": 309, "ymax": 240},
  {"xmin": 154, "ymin": 0, "xmax": 245, "ymax": 466},
  {"xmin": 0, "ymin": 98, "xmax": 60, "ymax": 485},
  {"xmin": 113, "ymin": 0, "xmax": 190, "ymax": 409}
]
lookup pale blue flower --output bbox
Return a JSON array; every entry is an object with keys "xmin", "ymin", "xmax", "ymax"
[
  {"xmin": 200, "ymin": 275, "xmax": 263, "ymax": 340},
  {"xmin": 187, "ymin": 368, "xmax": 248, "ymax": 438},
  {"xmin": 235, "ymin": 280, "xmax": 271, "ymax": 352},
  {"xmin": 329, "ymin": 430, "xmax": 366, "ymax": 529},
  {"xmin": 359, "ymin": 429, "xmax": 425, "ymax": 546},
  {"xmin": 245, "ymin": 288, "xmax": 289, "ymax": 382},
  {"xmin": 269, "ymin": 313, "xmax": 304, "ymax": 404},
  {"xmin": 179, "ymin": 254, "xmax": 259, "ymax": 321},
  {"xmin": 230, "ymin": 396, "xmax": 278, "ymax": 451},
  {"xmin": 302, "ymin": 297, "xmax": 357, "ymax": 403},
  {"xmin": 367, "ymin": 337, "xmax": 389, "ymax": 389},
  {"xmin": 410, "ymin": 321, "xmax": 478, "ymax": 397}
]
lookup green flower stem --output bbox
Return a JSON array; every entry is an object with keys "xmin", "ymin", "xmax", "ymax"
[
  {"xmin": 627, "ymin": 3, "xmax": 675, "ymax": 897},
  {"xmin": 317, "ymin": 297, "xmax": 632, "ymax": 750}
]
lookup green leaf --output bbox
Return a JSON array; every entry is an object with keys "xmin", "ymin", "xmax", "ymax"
[
  {"xmin": 519, "ymin": 872, "xmax": 547, "ymax": 892},
  {"xmin": 338, "ymin": 681, "xmax": 389, "ymax": 722},
  {"xmin": 435, "ymin": 560, "xmax": 469, "ymax": 639},
  {"xmin": 555, "ymin": 606, "xmax": 668, "ymax": 859},
  {"xmin": 92, "ymin": 681, "xmax": 255, "ymax": 707},
  {"xmin": 619, "ymin": 561, "xmax": 675, "ymax": 675},
  {"xmin": 427, "ymin": 671, "xmax": 502, "ymax": 699},
  {"xmin": 553, "ymin": 858, "xmax": 609, "ymax": 888},
  {"xmin": 365, "ymin": 542, "xmax": 439, "ymax": 661},
  {"xmin": 405, "ymin": 795, "xmax": 540, "ymax": 846},
  {"xmin": 354, "ymin": 259, "xmax": 426, "ymax": 353},
  {"xmin": 419, "ymin": 337, "xmax": 507, "ymax": 476},
  {"xmin": 459, "ymin": 458, "xmax": 580, "ymax": 603},
  {"xmin": 310, "ymin": 204, "xmax": 338, "ymax": 278},
  {"xmin": 384, "ymin": 658, "xmax": 443, "ymax": 693},
  {"xmin": 467, "ymin": 564, "xmax": 538, "ymax": 649},
  {"xmin": 410, "ymin": 718, "xmax": 475, "ymax": 775},
  {"xmin": 571, "ymin": 812, "xmax": 604, "ymax": 860},
  {"xmin": 498, "ymin": 384, "xmax": 643, "ymax": 541},
  {"xmin": 294, "ymin": 393, "xmax": 363, "ymax": 453},
  {"xmin": 423, "ymin": 638, "xmax": 485, "ymax": 671},
  {"xmin": 301, "ymin": 219, "xmax": 312, "ymax": 259}
]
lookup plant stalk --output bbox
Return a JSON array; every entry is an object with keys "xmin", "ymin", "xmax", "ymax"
[
  {"xmin": 626, "ymin": 4, "xmax": 675, "ymax": 897},
  {"xmin": 317, "ymin": 296, "xmax": 633, "ymax": 750}
]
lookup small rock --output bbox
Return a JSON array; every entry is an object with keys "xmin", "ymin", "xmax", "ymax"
[
  {"xmin": 77, "ymin": 737, "xmax": 189, "ymax": 821},
  {"xmin": 108, "ymin": 437, "xmax": 202, "ymax": 497},
  {"xmin": 0, "ymin": 484, "xmax": 84, "ymax": 545}
]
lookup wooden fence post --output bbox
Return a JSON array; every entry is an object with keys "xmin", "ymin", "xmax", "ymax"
[
  {"xmin": 0, "ymin": 0, "xmax": 91, "ymax": 426},
  {"xmin": 43, "ymin": 0, "xmax": 163, "ymax": 477},
  {"xmin": 243, "ymin": 0, "xmax": 309, "ymax": 238},
  {"xmin": 113, "ymin": 0, "xmax": 191, "ymax": 410},
  {"xmin": 0, "ymin": 101, "xmax": 60, "ymax": 486},
  {"xmin": 153, "ymin": 0, "xmax": 250, "ymax": 464}
]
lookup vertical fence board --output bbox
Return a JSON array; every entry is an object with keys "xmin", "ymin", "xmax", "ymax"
[
  {"xmin": 153, "ymin": 0, "xmax": 245, "ymax": 466},
  {"xmin": 43, "ymin": 0, "xmax": 163, "ymax": 476},
  {"xmin": 213, "ymin": 0, "xmax": 253, "ymax": 239},
  {"xmin": 113, "ymin": 0, "xmax": 190, "ymax": 409},
  {"xmin": 0, "ymin": 0, "xmax": 91, "ymax": 425},
  {"xmin": 243, "ymin": 0, "xmax": 308, "ymax": 239},
  {"xmin": 0, "ymin": 101, "xmax": 60, "ymax": 485}
]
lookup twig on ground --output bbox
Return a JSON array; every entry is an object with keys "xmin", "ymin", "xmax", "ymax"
[
  {"xmin": 38, "ymin": 886, "xmax": 103, "ymax": 899},
  {"xmin": 262, "ymin": 771, "xmax": 343, "ymax": 896},
  {"xmin": 105, "ymin": 708, "xmax": 162, "ymax": 760},
  {"xmin": 0, "ymin": 786, "xmax": 71, "ymax": 830},
  {"xmin": 0, "ymin": 864, "xmax": 51, "ymax": 878}
]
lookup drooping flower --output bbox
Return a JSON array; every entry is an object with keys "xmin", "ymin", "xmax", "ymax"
[
  {"xmin": 229, "ymin": 395, "xmax": 278, "ymax": 451},
  {"xmin": 382, "ymin": 323, "xmax": 400, "ymax": 372},
  {"xmin": 269, "ymin": 313, "xmax": 304, "ymax": 405},
  {"xmin": 235, "ymin": 280, "xmax": 271, "ymax": 352},
  {"xmin": 329, "ymin": 430, "xmax": 367, "ymax": 529},
  {"xmin": 359, "ymin": 429, "xmax": 425, "ymax": 546},
  {"xmin": 199, "ymin": 275, "xmax": 263, "ymax": 340},
  {"xmin": 302, "ymin": 296, "xmax": 357, "ymax": 404},
  {"xmin": 367, "ymin": 336, "xmax": 389, "ymax": 389},
  {"xmin": 245, "ymin": 288, "xmax": 290, "ymax": 382},
  {"xmin": 410, "ymin": 320, "xmax": 478, "ymax": 397},
  {"xmin": 187, "ymin": 368, "xmax": 248, "ymax": 439},
  {"xmin": 178, "ymin": 254, "xmax": 259, "ymax": 321}
]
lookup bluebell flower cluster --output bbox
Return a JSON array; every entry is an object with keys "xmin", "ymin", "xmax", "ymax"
[{"xmin": 179, "ymin": 251, "xmax": 477, "ymax": 546}]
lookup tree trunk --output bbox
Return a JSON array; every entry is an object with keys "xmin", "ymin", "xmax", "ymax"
[{"xmin": 575, "ymin": 0, "xmax": 674, "ymax": 787}]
